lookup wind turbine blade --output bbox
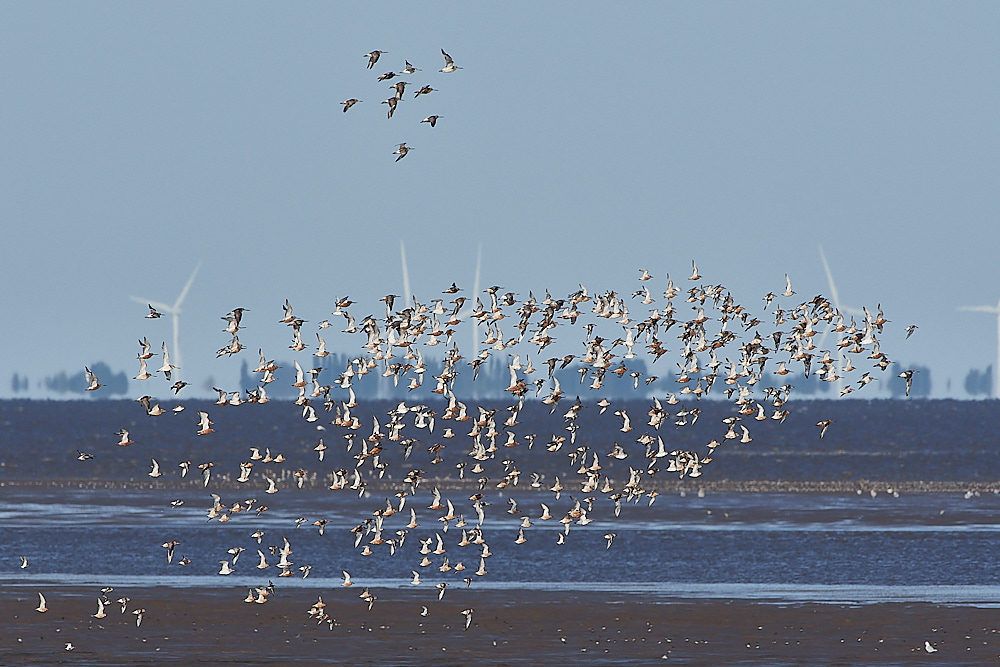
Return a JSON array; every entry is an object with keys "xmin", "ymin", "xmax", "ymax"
[
  {"xmin": 400, "ymin": 240, "xmax": 411, "ymax": 309},
  {"xmin": 818, "ymin": 246, "xmax": 841, "ymax": 309},
  {"xmin": 957, "ymin": 306, "xmax": 1000, "ymax": 313},
  {"xmin": 131, "ymin": 297, "xmax": 175, "ymax": 313},
  {"xmin": 172, "ymin": 262, "xmax": 202, "ymax": 311},
  {"xmin": 172, "ymin": 313, "xmax": 182, "ymax": 380},
  {"xmin": 958, "ymin": 301, "xmax": 1000, "ymax": 397}
]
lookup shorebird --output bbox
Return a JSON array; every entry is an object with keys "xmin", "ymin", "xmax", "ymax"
[
  {"xmin": 137, "ymin": 336, "xmax": 154, "ymax": 359},
  {"xmin": 133, "ymin": 608, "xmax": 145, "ymax": 627},
  {"xmin": 115, "ymin": 428, "xmax": 133, "ymax": 447},
  {"xmin": 440, "ymin": 49, "xmax": 461, "ymax": 72},
  {"xmin": 420, "ymin": 115, "xmax": 441, "ymax": 127},
  {"xmin": 92, "ymin": 597, "xmax": 107, "ymax": 618},
  {"xmin": 414, "ymin": 85, "xmax": 435, "ymax": 97},
  {"xmin": 162, "ymin": 540, "xmax": 179, "ymax": 563},
  {"xmin": 436, "ymin": 582, "xmax": 448, "ymax": 600},
  {"xmin": 157, "ymin": 342, "xmax": 178, "ymax": 380},
  {"xmin": 342, "ymin": 570, "xmax": 353, "ymax": 587},
  {"xmin": 898, "ymin": 369, "xmax": 916, "ymax": 396},
  {"xmin": 341, "ymin": 98, "xmax": 360, "ymax": 112},
  {"xmin": 134, "ymin": 356, "xmax": 153, "ymax": 380},
  {"xmin": 401, "ymin": 60, "xmax": 420, "ymax": 75},
  {"xmin": 393, "ymin": 142, "xmax": 412, "ymax": 161},
  {"xmin": 35, "ymin": 592, "xmax": 47, "ymax": 612},
  {"xmin": 145, "ymin": 304, "xmax": 162, "ymax": 319},
  {"xmin": 689, "ymin": 260, "xmax": 701, "ymax": 281},
  {"xmin": 782, "ymin": 274, "xmax": 795, "ymax": 297},
  {"xmin": 19, "ymin": 556, "xmax": 28, "ymax": 569},
  {"xmin": 199, "ymin": 462, "xmax": 214, "ymax": 487},
  {"xmin": 85, "ymin": 366, "xmax": 102, "ymax": 391},
  {"xmin": 816, "ymin": 419, "xmax": 834, "ymax": 438},
  {"xmin": 219, "ymin": 560, "xmax": 234, "ymax": 575},
  {"xmin": 390, "ymin": 81, "xmax": 409, "ymax": 99},
  {"xmin": 382, "ymin": 96, "xmax": 398, "ymax": 119},
  {"xmin": 196, "ymin": 411, "xmax": 214, "ymax": 435},
  {"xmin": 905, "ymin": 325, "xmax": 918, "ymax": 339},
  {"xmin": 64, "ymin": 643, "xmax": 75, "ymax": 651},
  {"xmin": 365, "ymin": 50, "xmax": 385, "ymax": 69},
  {"xmin": 149, "ymin": 459, "xmax": 162, "ymax": 478}
]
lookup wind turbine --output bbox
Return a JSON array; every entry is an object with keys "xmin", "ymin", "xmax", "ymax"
[
  {"xmin": 400, "ymin": 240, "xmax": 482, "ymax": 355},
  {"xmin": 957, "ymin": 297, "xmax": 1000, "ymax": 397},
  {"xmin": 817, "ymin": 246, "xmax": 863, "ymax": 396},
  {"xmin": 130, "ymin": 262, "xmax": 201, "ymax": 382}
]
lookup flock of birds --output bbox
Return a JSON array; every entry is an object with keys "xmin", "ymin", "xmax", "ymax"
[
  {"xmin": 339, "ymin": 48, "xmax": 462, "ymax": 162},
  {"xmin": 30, "ymin": 262, "xmax": 915, "ymax": 637}
]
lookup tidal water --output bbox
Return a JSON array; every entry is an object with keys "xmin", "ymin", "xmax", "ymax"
[
  {"xmin": 4, "ymin": 398, "xmax": 1000, "ymax": 605},
  {"xmin": 4, "ymin": 487, "xmax": 1000, "ymax": 605}
]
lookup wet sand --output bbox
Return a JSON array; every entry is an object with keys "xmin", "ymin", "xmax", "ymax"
[{"xmin": 3, "ymin": 586, "xmax": 999, "ymax": 665}]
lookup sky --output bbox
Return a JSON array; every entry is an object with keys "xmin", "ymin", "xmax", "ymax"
[{"xmin": 1, "ymin": 2, "xmax": 999, "ymax": 399}]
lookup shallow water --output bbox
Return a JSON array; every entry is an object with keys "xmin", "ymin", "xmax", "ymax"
[
  {"xmin": 4, "ymin": 487, "xmax": 1000, "ymax": 604},
  {"xmin": 5, "ymin": 398, "xmax": 1000, "ymax": 609}
]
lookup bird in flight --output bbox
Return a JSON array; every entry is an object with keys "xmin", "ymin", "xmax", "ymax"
[
  {"xmin": 898, "ymin": 369, "xmax": 916, "ymax": 396},
  {"xmin": 440, "ymin": 49, "xmax": 461, "ymax": 72},
  {"xmin": 393, "ymin": 143, "xmax": 412, "ymax": 162},
  {"xmin": 85, "ymin": 366, "xmax": 102, "ymax": 391}
]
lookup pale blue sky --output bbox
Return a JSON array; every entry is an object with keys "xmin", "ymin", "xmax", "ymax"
[{"xmin": 2, "ymin": 2, "xmax": 998, "ymax": 398}]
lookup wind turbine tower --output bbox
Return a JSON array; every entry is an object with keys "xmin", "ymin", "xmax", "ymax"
[
  {"xmin": 957, "ymin": 297, "xmax": 1000, "ymax": 398},
  {"xmin": 130, "ymin": 263, "xmax": 201, "ymax": 383}
]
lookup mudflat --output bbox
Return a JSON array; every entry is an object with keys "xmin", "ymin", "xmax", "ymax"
[{"xmin": 3, "ymin": 586, "xmax": 997, "ymax": 665}]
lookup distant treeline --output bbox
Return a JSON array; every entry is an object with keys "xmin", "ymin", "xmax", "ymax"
[
  {"xmin": 238, "ymin": 354, "xmax": 652, "ymax": 402},
  {"xmin": 41, "ymin": 362, "xmax": 129, "ymax": 396}
]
